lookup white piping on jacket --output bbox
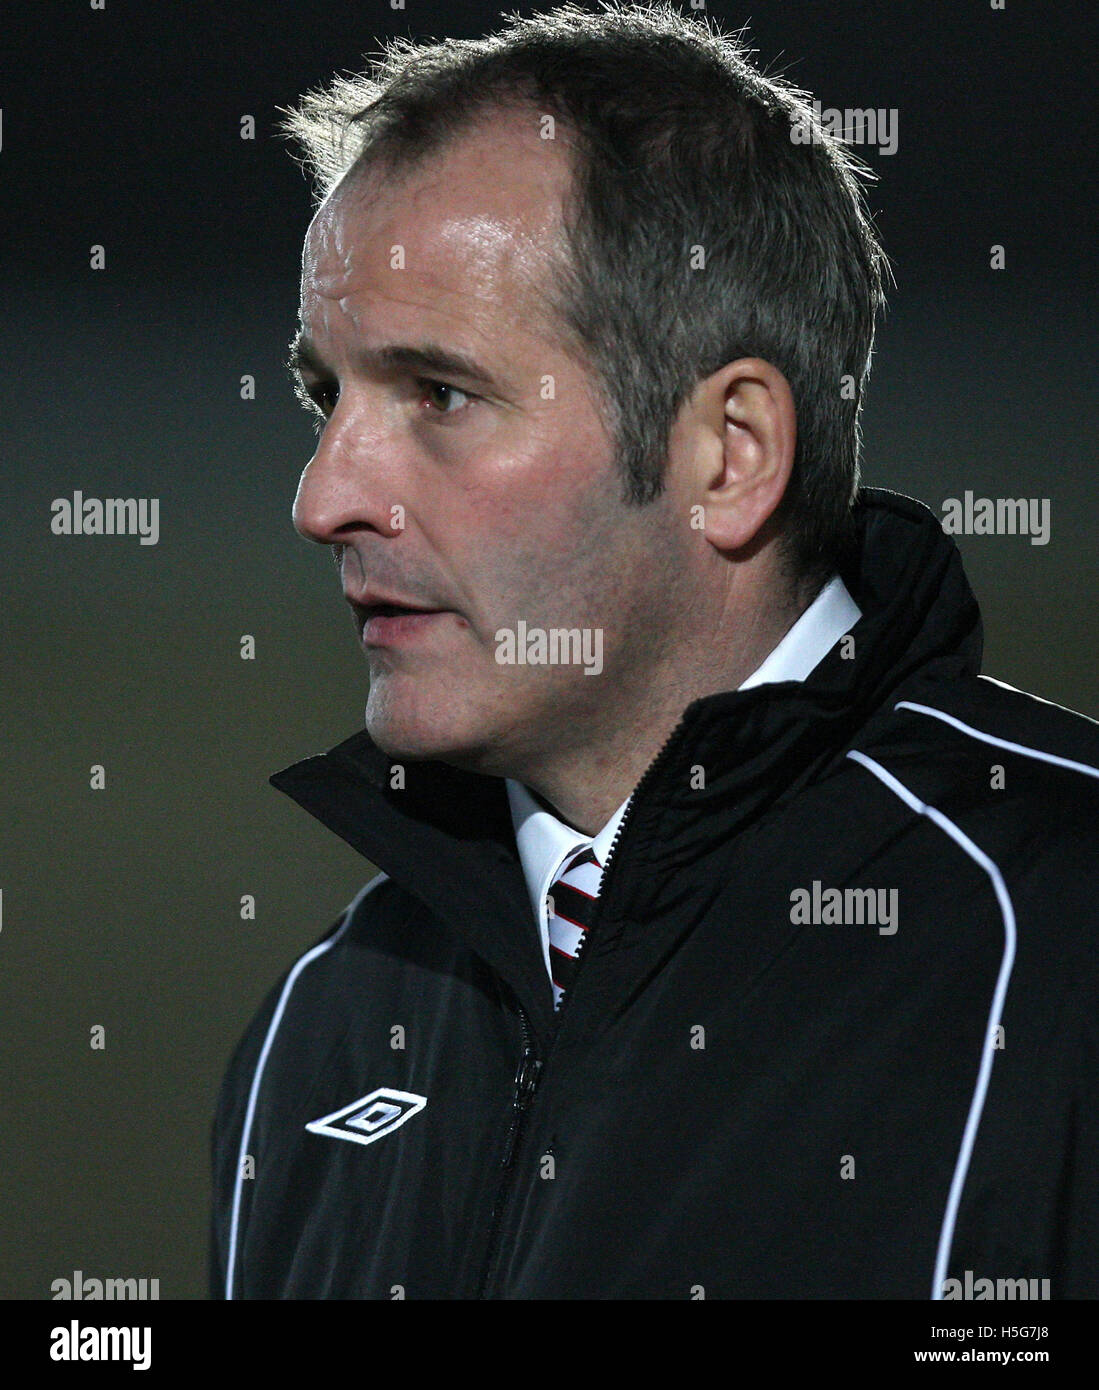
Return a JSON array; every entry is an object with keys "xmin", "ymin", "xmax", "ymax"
[
  {"xmin": 846, "ymin": 751, "xmax": 1016, "ymax": 1302},
  {"xmin": 884, "ymin": 698, "xmax": 1099, "ymax": 1295},
  {"xmin": 896, "ymin": 700, "xmax": 1099, "ymax": 781},
  {"xmin": 225, "ymin": 873, "xmax": 389, "ymax": 1300}
]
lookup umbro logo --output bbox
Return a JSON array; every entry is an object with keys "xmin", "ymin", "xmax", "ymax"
[{"xmin": 305, "ymin": 1087, "xmax": 427, "ymax": 1148}]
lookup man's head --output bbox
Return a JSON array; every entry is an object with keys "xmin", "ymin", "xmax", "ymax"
[{"xmin": 282, "ymin": 1, "xmax": 886, "ymax": 797}]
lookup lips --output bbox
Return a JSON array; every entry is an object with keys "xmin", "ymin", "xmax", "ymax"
[
  {"xmin": 346, "ymin": 591, "xmax": 449, "ymax": 647},
  {"xmin": 346, "ymin": 590, "xmax": 440, "ymax": 619}
]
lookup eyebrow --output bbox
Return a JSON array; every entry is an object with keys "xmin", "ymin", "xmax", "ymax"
[{"xmin": 286, "ymin": 329, "xmax": 504, "ymax": 397}]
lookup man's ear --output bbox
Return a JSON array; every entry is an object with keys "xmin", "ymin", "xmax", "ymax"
[{"xmin": 689, "ymin": 357, "xmax": 797, "ymax": 553}]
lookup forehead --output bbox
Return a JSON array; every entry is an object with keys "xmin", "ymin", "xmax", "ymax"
[{"xmin": 300, "ymin": 111, "xmax": 573, "ymax": 339}]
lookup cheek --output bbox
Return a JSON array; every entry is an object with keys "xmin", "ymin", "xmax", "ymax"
[{"xmin": 440, "ymin": 449, "xmax": 609, "ymax": 569}]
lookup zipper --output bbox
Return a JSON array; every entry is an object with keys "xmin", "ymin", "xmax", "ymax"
[
  {"xmin": 476, "ymin": 710, "xmax": 694, "ymax": 1296},
  {"xmin": 477, "ymin": 1000, "xmax": 542, "ymax": 1296},
  {"xmin": 540, "ymin": 708, "xmax": 691, "ymax": 1039}
]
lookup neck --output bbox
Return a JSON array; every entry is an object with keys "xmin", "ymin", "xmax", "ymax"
[{"xmin": 516, "ymin": 574, "xmax": 813, "ymax": 835}]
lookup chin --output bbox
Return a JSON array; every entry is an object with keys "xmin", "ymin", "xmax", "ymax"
[{"xmin": 364, "ymin": 685, "xmax": 492, "ymax": 768}]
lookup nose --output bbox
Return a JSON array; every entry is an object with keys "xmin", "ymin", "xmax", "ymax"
[{"xmin": 292, "ymin": 400, "xmax": 401, "ymax": 545}]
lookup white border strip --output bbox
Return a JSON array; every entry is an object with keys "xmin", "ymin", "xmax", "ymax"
[
  {"xmin": 896, "ymin": 701, "xmax": 1099, "ymax": 781},
  {"xmin": 224, "ymin": 873, "xmax": 389, "ymax": 1299},
  {"xmin": 846, "ymin": 751, "xmax": 1016, "ymax": 1301}
]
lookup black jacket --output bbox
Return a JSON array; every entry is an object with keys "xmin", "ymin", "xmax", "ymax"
[{"xmin": 210, "ymin": 489, "xmax": 1099, "ymax": 1299}]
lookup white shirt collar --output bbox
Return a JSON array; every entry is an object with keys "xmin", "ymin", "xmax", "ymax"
[
  {"xmin": 506, "ymin": 574, "xmax": 861, "ymax": 973},
  {"xmin": 737, "ymin": 572, "xmax": 861, "ymax": 689}
]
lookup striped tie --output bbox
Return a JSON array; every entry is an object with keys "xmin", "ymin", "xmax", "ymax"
[{"xmin": 547, "ymin": 845, "xmax": 603, "ymax": 1011}]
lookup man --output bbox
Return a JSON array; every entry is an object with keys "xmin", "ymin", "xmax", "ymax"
[{"xmin": 210, "ymin": 2, "xmax": 1099, "ymax": 1299}]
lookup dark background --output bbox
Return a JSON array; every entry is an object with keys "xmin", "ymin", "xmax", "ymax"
[{"xmin": 1, "ymin": 0, "xmax": 1095, "ymax": 1299}]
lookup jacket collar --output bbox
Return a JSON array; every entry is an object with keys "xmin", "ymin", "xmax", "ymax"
[
  {"xmin": 270, "ymin": 488, "xmax": 982, "ymax": 1035},
  {"xmin": 504, "ymin": 572, "xmax": 861, "ymax": 981}
]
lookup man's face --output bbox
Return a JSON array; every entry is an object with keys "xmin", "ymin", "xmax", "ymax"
[{"xmin": 292, "ymin": 112, "xmax": 692, "ymax": 779}]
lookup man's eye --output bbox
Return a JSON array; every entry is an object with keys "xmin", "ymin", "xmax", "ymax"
[
  {"xmin": 420, "ymin": 380, "xmax": 472, "ymax": 415},
  {"xmin": 311, "ymin": 384, "xmax": 339, "ymax": 416}
]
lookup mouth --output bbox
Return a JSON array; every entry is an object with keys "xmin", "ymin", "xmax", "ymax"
[
  {"xmin": 360, "ymin": 601, "xmax": 436, "ymax": 620},
  {"xmin": 348, "ymin": 594, "xmax": 451, "ymax": 648}
]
